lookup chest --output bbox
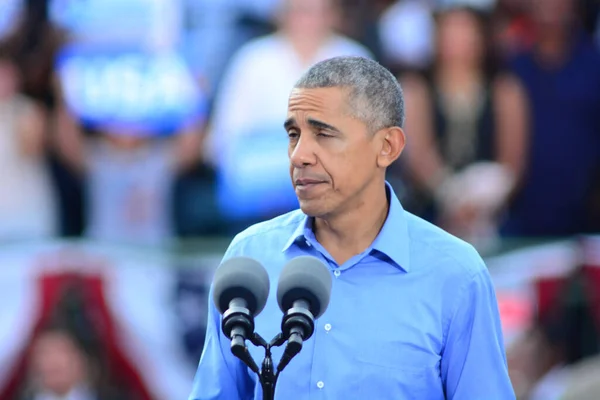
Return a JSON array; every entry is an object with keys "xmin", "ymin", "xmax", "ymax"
[{"xmin": 247, "ymin": 264, "xmax": 447, "ymax": 399}]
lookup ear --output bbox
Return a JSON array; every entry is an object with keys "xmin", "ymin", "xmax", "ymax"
[{"xmin": 376, "ymin": 126, "xmax": 406, "ymax": 168}]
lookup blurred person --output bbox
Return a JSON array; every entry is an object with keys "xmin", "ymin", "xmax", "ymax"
[
  {"xmin": 204, "ymin": 0, "xmax": 371, "ymax": 229},
  {"xmin": 3, "ymin": 0, "xmax": 65, "ymax": 107},
  {"xmin": 181, "ymin": 0, "xmax": 279, "ymax": 103},
  {"xmin": 579, "ymin": 0, "xmax": 600, "ymax": 39},
  {"xmin": 521, "ymin": 267, "xmax": 600, "ymax": 400},
  {"xmin": 3, "ymin": 0, "xmax": 85, "ymax": 237},
  {"xmin": 0, "ymin": 45, "xmax": 56, "ymax": 240},
  {"xmin": 54, "ymin": 102, "xmax": 203, "ymax": 245},
  {"xmin": 334, "ymin": 0, "xmax": 391, "ymax": 62},
  {"xmin": 399, "ymin": 6, "xmax": 528, "ymax": 250},
  {"xmin": 501, "ymin": 0, "xmax": 600, "ymax": 237},
  {"xmin": 22, "ymin": 325, "xmax": 98, "ymax": 400},
  {"xmin": 190, "ymin": 56, "xmax": 514, "ymax": 399},
  {"xmin": 491, "ymin": 0, "xmax": 537, "ymax": 60}
]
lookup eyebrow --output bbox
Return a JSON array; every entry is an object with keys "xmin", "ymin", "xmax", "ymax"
[
  {"xmin": 307, "ymin": 118, "xmax": 341, "ymax": 134},
  {"xmin": 284, "ymin": 117, "xmax": 296, "ymax": 131},
  {"xmin": 283, "ymin": 117, "xmax": 341, "ymax": 134}
]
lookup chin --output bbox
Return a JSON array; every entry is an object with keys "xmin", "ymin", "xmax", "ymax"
[{"xmin": 298, "ymin": 201, "xmax": 328, "ymax": 218}]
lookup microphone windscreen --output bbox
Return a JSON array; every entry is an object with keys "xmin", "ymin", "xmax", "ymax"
[
  {"xmin": 212, "ymin": 257, "xmax": 270, "ymax": 317},
  {"xmin": 277, "ymin": 256, "xmax": 332, "ymax": 319}
]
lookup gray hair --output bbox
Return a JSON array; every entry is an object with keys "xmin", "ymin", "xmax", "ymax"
[{"xmin": 293, "ymin": 56, "xmax": 405, "ymax": 131}]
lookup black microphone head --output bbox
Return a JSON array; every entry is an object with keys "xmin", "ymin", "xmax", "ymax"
[
  {"xmin": 212, "ymin": 257, "xmax": 270, "ymax": 317},
  {"xmin": 277, "ymin": 256, "xmax": 332, "ymax": 319}
]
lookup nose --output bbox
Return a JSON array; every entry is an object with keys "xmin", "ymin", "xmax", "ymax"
[{"xmin": 289, "ymin": 135, "xmax": 317, "ymax": 168}]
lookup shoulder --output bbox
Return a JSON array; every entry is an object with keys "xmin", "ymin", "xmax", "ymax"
[
  {"xmin": 405, "ymin": 212, "xmax": 487, "ymax": 281},
  {"xmin": 328, "ymin": 35, "xmax": 373, "ymax": 59},
  {"xmin": 230, "ymin": 34, "xmax": 284, "ymax": 65},
  {"xmin": 226, "ymin": 209, "xmax": 305, "ymax": 255}
]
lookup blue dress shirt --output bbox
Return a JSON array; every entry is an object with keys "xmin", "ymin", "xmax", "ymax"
[{"xmin": 190, "ymin": 183, "xmax": 515, "ymax": 399}]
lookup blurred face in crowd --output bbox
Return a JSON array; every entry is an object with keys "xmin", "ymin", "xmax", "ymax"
[
  {"xmin": 437, "ymin": 9, "xmax": 485, "ymax": 68},
  {"xmin": 0, "ymin": 59, "xmax": 18, "ymax": 100},
  {"xmin": 530, "ymin": 0, "xmax": 575, "ymax": 30},
  {"xmin": 280, "ymin": 0, "xmax": 337, "ymax": 41},
  {"xmin": 30, "ymin": 331, "xmax": 88, "ymax": 396},
  {"xmin": 101, "ymin": 125, "xmax": 150, "ymax": 151},
  {"xmin": 285, "ymin": 87, "xmax": 401, "ymax": 218}
]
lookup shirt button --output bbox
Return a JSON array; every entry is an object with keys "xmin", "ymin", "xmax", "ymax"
[
  {"xmin": 333, "ymin": 270, "xmax": 341, "ymax": 277},
  {"xmin": 324, "ymin": 323, "xmax": 332, "ymax": 332},
  {"xmin": 316, "ymin": 381, "xmax": 324, "ymax": 389}
]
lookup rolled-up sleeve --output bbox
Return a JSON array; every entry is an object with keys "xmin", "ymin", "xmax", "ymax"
[
  {"xmin": 189, "ymin": 239, "xmax": 254, "ymax": 400},
  {"xmin": 441, "ymin": 263, "xmax": 516, "ymax": 399}
]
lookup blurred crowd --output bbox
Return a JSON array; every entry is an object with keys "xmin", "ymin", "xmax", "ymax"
[
  {"xmin": 0, "ymin": 1, "xmax": 599, "ymax": 399},
  {"xmin": 0, "ymin": 0, "xmax": 599, "ymax": 252}
]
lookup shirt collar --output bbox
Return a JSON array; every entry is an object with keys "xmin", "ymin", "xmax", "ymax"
[{"xmin": 282, "ymin": 181, "xmax": 411, "ymax": 272}]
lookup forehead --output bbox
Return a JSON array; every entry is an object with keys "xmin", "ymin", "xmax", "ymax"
[{"xmin": 287, "ymin": 87, "xmax": 349, "ymax": 119}]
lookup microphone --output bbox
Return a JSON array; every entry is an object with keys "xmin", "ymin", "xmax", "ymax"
[
  {"xmin": 212, "ymin": 256, "xmax": 270, "ymax": 372},
  {"xmin": 276, "ymin": 256, "xmax": 332, "ymax": 372}
]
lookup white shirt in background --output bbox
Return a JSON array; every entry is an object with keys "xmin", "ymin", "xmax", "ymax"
[
  {"xmin": 85, "ymin": 139, "xmax": 175, "ymax": 246},
  {"xmin": 0, "ymin": 96, "xmax": 56, "ymax": 240}
]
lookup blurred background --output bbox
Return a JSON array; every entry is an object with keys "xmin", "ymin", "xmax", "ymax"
[{"xmin": 0, "ymin": 0, "xmax": 598, "ymax": 398}]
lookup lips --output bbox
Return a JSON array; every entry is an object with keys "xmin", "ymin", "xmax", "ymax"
[{"xmin": 295, "ymin": 178, "xmax": 326, "ymax": 186}]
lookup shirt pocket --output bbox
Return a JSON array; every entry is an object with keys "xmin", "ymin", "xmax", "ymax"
[{"xmin": 355, "ymin": 342, "xmax": 443, "ymax": 400}]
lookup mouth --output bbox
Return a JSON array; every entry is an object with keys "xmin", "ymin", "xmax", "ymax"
[{"xmin": 295, "ymin": 179, "xmax": 327, "ymax": 187}]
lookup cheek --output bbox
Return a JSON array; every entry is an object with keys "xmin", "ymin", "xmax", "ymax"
[{"xmin": 327, "ymin": 148, "xmax": 371, "ymax": 188}]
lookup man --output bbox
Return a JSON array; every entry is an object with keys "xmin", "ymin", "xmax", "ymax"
[{"xmin": 190, "ymin": 56, "xmax": 515, "ymax": 399}]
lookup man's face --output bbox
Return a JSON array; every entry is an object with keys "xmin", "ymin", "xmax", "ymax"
[{"xmin": 285, "ymin": 87, "xmax": 380, "ymax": 218}]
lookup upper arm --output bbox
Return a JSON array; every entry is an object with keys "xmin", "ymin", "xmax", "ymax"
[
  {"xmin": 171, "ymin": 123, "xmax": 204, "ymax": 172},
  {"xmin": 441, "ymin": 260, "xmax": 515, "ymax": 399},
  {"xmin": 53, "ymin": 99, "xmax": 89, "ymax": 174},
  {"xmin": 493, "ymin": 73, "xmax": 529, "ymax": 184},
  {"xmin": 17, "ymin": 101, "xmax": 47, "ymax": 158}
]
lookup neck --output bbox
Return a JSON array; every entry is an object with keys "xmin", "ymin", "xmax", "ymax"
[
  {"xmin": 437, "ymin": 64, "xmax": 481, "ymax": 87},
  {"xmin": 313, "ymin": 179, "xmax": 389, "ymax": 264},
  {"xmin": 285, "ymin": 33, "xmax": 329, "ymax": 65}
]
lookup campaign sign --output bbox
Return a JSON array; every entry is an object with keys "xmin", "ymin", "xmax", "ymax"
[{"xmin": 56, "ymin": 45, "xmax": 207, "ymax": 134}]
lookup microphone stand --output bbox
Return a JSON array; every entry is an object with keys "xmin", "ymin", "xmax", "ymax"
[
  {"xmin": 223, "ymin": 300, "xmax": 314, "ymax": 399},
  {"xmin": 230, "ymin": 332, "xmax": 300, "ymax": 400}
]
